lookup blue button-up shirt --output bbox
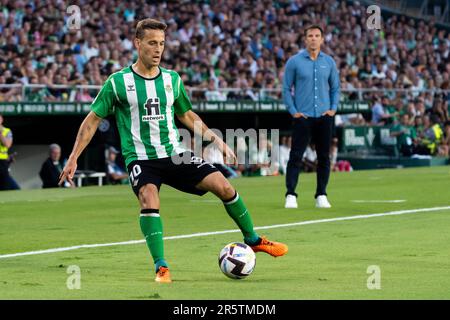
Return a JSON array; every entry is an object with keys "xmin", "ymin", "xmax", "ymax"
[{"xmin": 283, "ymin": 50, "xmax": 340, "ymax": 118}]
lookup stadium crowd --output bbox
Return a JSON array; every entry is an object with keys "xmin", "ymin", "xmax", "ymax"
[{"xmin": 0, "ymin": 0, "xmax": 449, "ymax": 156}]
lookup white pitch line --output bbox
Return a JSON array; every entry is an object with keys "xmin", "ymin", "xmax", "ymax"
[
  {"xmin": 0, "ymin": 206, "xmax": 449, "ymax": 260},
  {"xmin": 351, "ymin": 200, "xmax": 407, "ymax": 203}
]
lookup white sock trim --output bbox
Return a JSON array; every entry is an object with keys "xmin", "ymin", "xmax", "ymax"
[
  {"xmin": 140, "ymin": 213, "xmax": 160, "ymax": 217},
  {"xmin": 223, "ymin": 192, "xmax": 240, "ymax": 205}
]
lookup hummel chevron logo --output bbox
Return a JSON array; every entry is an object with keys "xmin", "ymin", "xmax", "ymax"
[{"xmin": 127, "ymin": 84, "xmax": 135, "ymax": 91}]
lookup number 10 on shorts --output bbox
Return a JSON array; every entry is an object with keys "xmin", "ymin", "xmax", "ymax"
[{"xmin": 129, "ymin": 164, "xmax": 142, "ymax": 185}]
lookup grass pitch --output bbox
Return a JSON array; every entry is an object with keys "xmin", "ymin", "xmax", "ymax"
[{"xmin": 0, "ymin": 166, "xmax": 449, "ymax": 299}]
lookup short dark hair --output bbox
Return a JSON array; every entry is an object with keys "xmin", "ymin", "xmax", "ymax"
[
  {"xmin": 135, "ymin": 18, "xmax": 167, "ymax": 39},
  {"xmin": 304, "ymin": 25, "xmax": 324, "ymax": 37}
]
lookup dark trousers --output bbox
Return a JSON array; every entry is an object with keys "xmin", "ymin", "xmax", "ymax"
[
  {"xmin": 285, "ymin": 115, "xmax": 333, "ymax": 198},
  {"xmin": 0, "ymin": 160, "xmax": 10, "ymax": 191},
  {"xmin": 0, "ymin": 160, "xmax": 20, "ymax": 191}
]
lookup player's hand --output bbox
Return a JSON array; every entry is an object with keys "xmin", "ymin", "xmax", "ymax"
[
  {"xmin": 293, "ymin": 113, "xmax": 307, "ymax": 119},
  {"xmin": 220, "ymin": 143, "xmax": 237, "ymax": 165},
  {"xmin": 322, "ymin": 110, "xmax": 336, "ymax": 117},
  {"xmin": 59, "ymin": 158, "xmax": 77, "ymax": 186}
]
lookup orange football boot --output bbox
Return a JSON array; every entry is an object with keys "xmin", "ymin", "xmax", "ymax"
[
  {"xmin": 250, "ymin": 236, "xmax": 288, "ymax": 257},
  {"xmin": 155, "ymin": 266, "xmax": 172, "ymax": 283}
]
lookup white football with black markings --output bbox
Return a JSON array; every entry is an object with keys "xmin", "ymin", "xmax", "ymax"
[{"xmin": 218, "ymin": 242, "xmax": 256, "ymax": 279}]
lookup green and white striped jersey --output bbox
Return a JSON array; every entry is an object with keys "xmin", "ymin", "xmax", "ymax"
[{"xmin": 91, "ymin": 66, "xmax": 191, "ymax": 167}]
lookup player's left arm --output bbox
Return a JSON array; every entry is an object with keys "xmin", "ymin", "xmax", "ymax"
[
  {"xmin": 174, "ymin": 75, "xmax": 236, "ymax": 164},
  {"xmin": 177, "ymin": 110, "xmax": 237, "ymax": 164}
]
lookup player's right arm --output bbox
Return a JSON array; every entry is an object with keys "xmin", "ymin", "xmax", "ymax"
[
  {"xmin": 59, "ymin": 76, "xmax": 116, "ymax": 186},
  {"xmin": 58, "ymin": 111, "xmax": 102, "ymax": 186},
  {"xmin": 282, "ymin": 57, "xmax": 303, "ymax": 118}
]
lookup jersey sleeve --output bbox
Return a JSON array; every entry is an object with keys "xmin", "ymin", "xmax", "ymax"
[
  {"xmin": 173, "ymin": 76, "xmax": 192, "ymax": 115},
  {"xmin": 91, "ymin": 77, "xmax": 117, "ymax": 118}
]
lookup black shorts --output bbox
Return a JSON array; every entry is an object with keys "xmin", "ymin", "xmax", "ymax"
[{"xmin": 126, "ymin": 152, "xmax": 219, "ymax": 197}]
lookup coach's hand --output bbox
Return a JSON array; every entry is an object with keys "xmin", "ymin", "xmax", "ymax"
[
  {"xmin": 322, "ymin": 110, "xmax": 336, "ymax": 117},
  {"xmin": 293, "ymin": 113, "xmax": 308, "ymax": 119},
  {"xmin": 59, "ymin": 158, "xmax": 77, "ymax": 186}
]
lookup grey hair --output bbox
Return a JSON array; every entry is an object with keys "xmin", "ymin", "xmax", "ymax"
[{"xmin": 49, "ymin": 143, "xmax": 61, "ymax": 152}]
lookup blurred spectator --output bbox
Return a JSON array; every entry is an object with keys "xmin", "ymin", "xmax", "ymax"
[
  {"xmin": 0, "ymin": 114, "xmax": 19, "ymax": 191},
  {"xmin": 371, "ymin": 97, "xmax": 396, "ymax": 126},
  {"xmin": 438, "ymin": 121, "xmax": 450, "ymax": 157},
  {"xmin": 302, "ymin": 144, "xmax": 318, "ymax": 173},
  {"xmin": 421, "ymin": 115, "xmax": 444, "ymax": 155},
  {"xmin": 414, "ymin": 114, "xmax": 444, "ymax": 155},
  {"xmin": 6, "ymin": 151, "xmax": 20, "ymax": 190},
  {"xmin": 390, "ymin": 113, "xmax": 417, "ymax": 156},
  {"xmin": 204, "ymin": 79, "xmax": 227, "ymax": 101},
  {"xmin": 202, "ymin": 143, "xmax": 238, "ymax": 179},
  {"xmin": 39, "ymin": 143, "xmax": 72, "ymax": 188},
  {"xmin": 335, "ymin": 112, "xmax": 366, "ymax": 126},
  {"xmin": 234, "ymin": 136, "xmax": 248, "ymax": 176},
  {"xmin": 278, "ymin": 135, "xmax": 291, "ymax": 175},
  {"xmin": 331, "ymin": 137, "xmax": 352, "ymax": 171},
  {"xmin": 27, "ymin": 76, "xmax": 56, "ymax": 101},
  {"xmin": 105, "ymin": 146, "xmax": 128, "ymax": 184},
  {"xmin": 247, "ymin": 134, "xmax": 279, "ymax": 176}
]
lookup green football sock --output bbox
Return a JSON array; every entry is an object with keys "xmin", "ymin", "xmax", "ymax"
[
  {"xmin": 139, "ymin": 209, "xmax": 167, "ymax": 272},
  {"xmin": 223, "ymin": 192, "xmax": 260, "ymax": 245}
]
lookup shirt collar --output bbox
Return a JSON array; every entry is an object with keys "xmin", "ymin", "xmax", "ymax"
[{"xmin": 301, "ymin": 49, "xmax": 324, "ymax": 59}]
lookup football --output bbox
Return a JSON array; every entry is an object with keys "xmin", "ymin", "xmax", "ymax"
[{"xmin": 218, "ymin": 242, "xmax": 256, "ymax": 279}]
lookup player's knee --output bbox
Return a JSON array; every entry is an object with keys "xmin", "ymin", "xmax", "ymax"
[
  {"xmin": 138, "ymin": 184, "xmax": 159, "ymax": 207},
  {"xmin": 217, "ymin": 181, "xmax": 235, "ymax": 200}
]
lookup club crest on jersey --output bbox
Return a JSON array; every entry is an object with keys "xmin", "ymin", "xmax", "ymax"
[
  {"xmin": 142, "ymin": 97, "xmax": 165, "ymax": 121},
  {"xmin": 165, "ymin": 84, "xmax": 172, "ymax": 93}
]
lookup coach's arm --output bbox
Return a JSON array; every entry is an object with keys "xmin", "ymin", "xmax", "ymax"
[
  {"xmin": 58, "ymin": 111, "xmax": 103, "ymax": 186},
  {"xmin": 176, "ymin": 110, "xmax": 237, "ymax": 164}
]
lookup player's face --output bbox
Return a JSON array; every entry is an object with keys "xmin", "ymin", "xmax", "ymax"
[
  {"xmin": 135, "ymin": 29, "xmax": 165, "ymax": 69},
  {"xmin": 305, "ymin": 28, "xmax": 324, "ymax": 51}
]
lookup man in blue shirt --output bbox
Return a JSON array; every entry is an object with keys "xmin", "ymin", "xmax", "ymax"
[{"xmin": 282, "ymin": 25, "xmax": 340, "ymax": 209}]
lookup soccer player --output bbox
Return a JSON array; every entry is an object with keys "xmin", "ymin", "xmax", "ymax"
[{"xmin": 59, "ymin": 18, "xmax": 288, "ymax": 283}]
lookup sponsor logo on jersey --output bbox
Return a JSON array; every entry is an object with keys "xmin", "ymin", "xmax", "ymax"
[{"xmin": 143, "ymin": 97, "xmax": 165, "ymax": 121}]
